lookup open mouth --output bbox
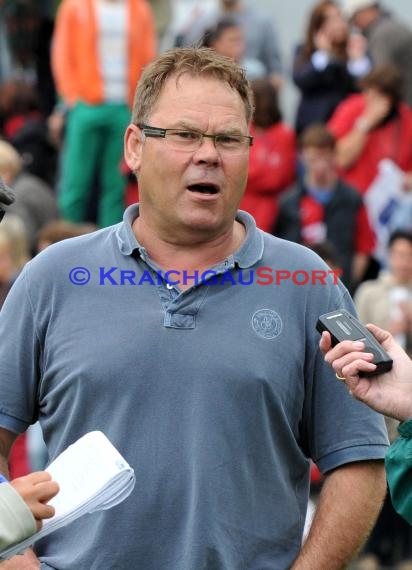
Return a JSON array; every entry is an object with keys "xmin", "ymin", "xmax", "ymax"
[{"xmin": 187, "ymin": 183, "xmax": 219, "ymax": 195}]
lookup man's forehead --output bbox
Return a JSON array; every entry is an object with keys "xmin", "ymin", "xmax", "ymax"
[
  {"xmin": 163, "ymin": 72, "xmax": 231, "ymax": 92},
  {"xmin": 150, "ymin": 73, "xmax": 247, "ymax": 119}
]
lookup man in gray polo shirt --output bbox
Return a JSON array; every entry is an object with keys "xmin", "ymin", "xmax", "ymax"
[{"xmin": 0, "ymin": 48, "xmax": 388, "ymax": 569}]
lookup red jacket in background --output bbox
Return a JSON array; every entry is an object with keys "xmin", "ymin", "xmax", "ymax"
[
  {"xmin": 240, "ymin": 122, "xmax": 296, "ymax": 232},
  {"xmin": 328, "ymin": 94, "xmax": 412, "ymax": 194},
  {"xmin": 8, "ymin": 434, "xmax": 30, "ymax": 478}
]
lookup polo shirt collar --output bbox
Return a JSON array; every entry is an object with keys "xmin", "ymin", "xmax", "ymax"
[
  {"xmin": 116, "ymin": 204, "xmax": 143, "ymax": 256},
  {"xmin": 116, "ymin": 204, "xmax": 264, "ymax": 268},
  {"xmin": 234, "ymin": 210, "xmax": 264, "ymax": 268}
]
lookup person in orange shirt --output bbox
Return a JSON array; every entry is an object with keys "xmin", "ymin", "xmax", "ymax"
[{"xmin": 51, "ymin": 0, "xmax": 156, "ymax": 227}]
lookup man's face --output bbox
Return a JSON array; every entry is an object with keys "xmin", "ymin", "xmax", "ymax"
[{"xmin": 124, "ymin": 74, "xmax": 250, "ymax": 242}]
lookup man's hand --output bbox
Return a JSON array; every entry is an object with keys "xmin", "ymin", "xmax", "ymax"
[{"xmin": 320, "ymin": 323, "xmax": 412, "ymax": 421}]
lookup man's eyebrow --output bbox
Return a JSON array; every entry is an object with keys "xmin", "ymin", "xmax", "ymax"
[
  {"xmin": 167, "ymin": 121, "xmax": 201, "ymax": 131},
  {"xmin": 168, "ymin": 121, "xmax": 244, "ymax": 135},
  {"xmin": 215, "ymin": 127, "xmax": 245, "ymax": 135}
]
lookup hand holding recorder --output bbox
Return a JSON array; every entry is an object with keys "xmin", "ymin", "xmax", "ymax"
[
  {"xmin": 319, "ymin": 316, "xmax": 412, "ymax": 422},
  {"xmin": 317, "ymin": 310, "xmax": 393, "ymax": 377}
]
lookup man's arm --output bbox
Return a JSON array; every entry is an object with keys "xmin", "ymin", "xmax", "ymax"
[
  {"xmin": 0, "ymin": 427, "xmax": 17, "ymax": 478},
  {"xmin": 291, "ymin": 461, "xmax": 386, "ymax": 570},
  {"xmin": 0, "ymin": 428, "xmax": 41, "ymax": 569}
]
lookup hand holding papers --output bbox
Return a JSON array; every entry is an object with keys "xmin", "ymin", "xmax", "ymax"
[{"xmin": 0, "ymin": 431, "xmax": 135, "ymax": 559}]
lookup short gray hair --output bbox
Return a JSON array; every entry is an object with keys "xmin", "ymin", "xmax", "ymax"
[{"xmin": 131, "ymin": 47, "xmax": 254, "ymax": 125}]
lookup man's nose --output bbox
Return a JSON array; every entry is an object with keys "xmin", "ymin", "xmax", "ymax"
[{"xmin": 192, "ymin": 137, "xmax": 220, "ymax": 165}]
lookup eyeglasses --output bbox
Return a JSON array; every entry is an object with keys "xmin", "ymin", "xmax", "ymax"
[{"xmin": 139, "ymin": 124, "xmax": 253, "ymax": 155}]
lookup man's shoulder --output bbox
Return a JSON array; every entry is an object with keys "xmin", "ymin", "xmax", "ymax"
[
  {"xmin": 262, "ymin": 232, "xmax": 326, "ymax": 266},
  {"xmin": 260, "ymin": 233, "xmax": 349, "ymax": 306},
  {"xmin": 29, "ymin": 225, "xmax": 118, "ymax": 270}
]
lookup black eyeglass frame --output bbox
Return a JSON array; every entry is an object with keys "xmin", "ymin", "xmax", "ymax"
[{"xmin": 138, "ymin": 124, "xmax": 253, "ymax": 148}]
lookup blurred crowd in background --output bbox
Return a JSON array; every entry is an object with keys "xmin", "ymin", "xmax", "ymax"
[{"xmin": 2, "ymin": 0, "xmax": 412, "ymax": 568}]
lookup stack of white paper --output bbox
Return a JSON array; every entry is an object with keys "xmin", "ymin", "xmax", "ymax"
[{"xmin": 1, "ymin": 431, "xmax": 135, "ymax": 559}]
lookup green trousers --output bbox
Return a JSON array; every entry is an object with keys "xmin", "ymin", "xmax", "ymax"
[{"xmin": 59, "ymin": 101, "xmax": 130, "ymax": 227}]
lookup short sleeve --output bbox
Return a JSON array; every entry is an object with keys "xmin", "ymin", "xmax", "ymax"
[
  {"xmin": 0, "ymin": 264, "xmax": 42, "ymax": 433},
  {"xmin": 302, "ymin": 286, "xmax": 389, "ymax": 474}
]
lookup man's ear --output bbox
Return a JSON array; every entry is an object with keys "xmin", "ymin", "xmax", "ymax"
[{"xmin": 124, "ymin": 124, "xmax": 143, "ymax": 173}]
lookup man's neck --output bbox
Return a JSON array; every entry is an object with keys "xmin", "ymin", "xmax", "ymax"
[{"xmin": 132, "ymin": 216, "xmax": 246, "ymax": 285}]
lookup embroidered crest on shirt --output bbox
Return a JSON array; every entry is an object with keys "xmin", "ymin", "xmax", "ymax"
[{"xmin": 251, "ymin": 309, "xmax": 283, "ymax": 340}]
